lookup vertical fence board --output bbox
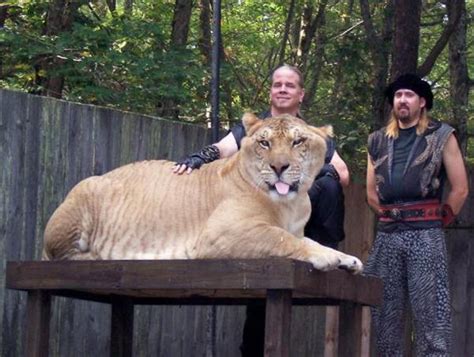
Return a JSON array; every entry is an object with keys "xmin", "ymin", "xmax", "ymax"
[
  {"xmin": 93, "ymin": 106, "xmax": 114, "ymax": 175},
  {"xmin": 0, "ymin": 89, "xmax": 5, "ymax": 355},
  {"xmin": 447, "ymin": 231, "xmax": 470, "ymax": 357},
  {"xmin": 1, "ymin": 89, "xmax": 28, "ymax": 357},
  {"xmin": 215, "ymin": 306, "xmax": 246, "ymax": 357},
  {"xmin": 291, "ymin": 306, "xmax": 326, "ymax": 356}
]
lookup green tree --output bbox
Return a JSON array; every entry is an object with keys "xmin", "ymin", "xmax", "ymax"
[{"xmin": 0, "ymin": 0, "xmax": 471, "ymax": 173}]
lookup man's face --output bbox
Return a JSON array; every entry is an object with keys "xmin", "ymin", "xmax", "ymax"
[
  {"xmin": 393, "ymin": 89, "xmax": 426, "ymax": 125},
  {"xmin": 270, "ymin": 68, "xmax": 305, "ymax": 115}
]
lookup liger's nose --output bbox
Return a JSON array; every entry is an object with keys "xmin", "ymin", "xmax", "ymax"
[{"xmin": 270, "ymin": 163, "xmax": 289, "ymax": 176}]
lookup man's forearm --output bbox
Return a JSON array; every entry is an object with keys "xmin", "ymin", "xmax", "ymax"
[
  {"xmin": 445, "ymin": 188, "xmax": 469, "ymax": 216},
  {"xmin": 367, "ymin": 195, "xmax": 382, "ymax": 215}
]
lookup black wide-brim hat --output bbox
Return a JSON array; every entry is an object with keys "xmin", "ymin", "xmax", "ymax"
[{"xmin": 385, "ymin": 73, "xmax": 433, "ymax": 110}]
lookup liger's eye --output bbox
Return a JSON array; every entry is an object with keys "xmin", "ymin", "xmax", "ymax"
[
  {"xmin": 258, "ymin": 140, "xmax": 270, "ymax": 149},
  {"xmin": 293, "ymin": 138, "xmax": 305, "ymax": 147}
]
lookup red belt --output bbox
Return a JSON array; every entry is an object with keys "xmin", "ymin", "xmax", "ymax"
[{"xmin": 379, "ymin": 199, "xmax": 448, "ymax": 223}]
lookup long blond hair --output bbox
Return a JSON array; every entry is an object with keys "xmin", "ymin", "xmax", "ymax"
[{"xmin": 385, "ymin": 108, "xmax": 430, "ymax": 138}]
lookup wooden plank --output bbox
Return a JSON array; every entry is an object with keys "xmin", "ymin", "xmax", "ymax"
[
  {"xmin": 447, "ymin": 231, "xmax": 470, "ymax": 357},
  {"xmin": 23, "ymin": 94, "xmax": 43, "ymax": 260},
  {"xmin": 323, "ymin": 306, "xmax": 339, "ymax": 357},
  {"xmin": 293, "ymin": 264, "xmax": 382, "ymax": 306},
  {"xmin": 1, "ymin": 90, "xmax": 29, "ymax": 357},
  {"xmin": 6, "ymin": 260, "xmax": 382, "ymax": 306},
  {"xmin": 342, "ymin": 184, "xmax": 376, "ymax": 262},
  {"xmin": 6, "ymin": 259, "xmax": 291, "ymax": 289},
  {"xmin": 291, "ymin": 306, "xmax": 326, "ymax": 356},
  {"xmin": 25, "ymin": 290, "xmax": 51, "ymax": 357},
  {"xmin": 111, "ymin": 296, "xmax": 134, "ymax": 357},
  {"xmin": 158, "ymin": 120, "xmax": 174, "ymax": 160},
  {"xmin": 149, "ymin": 116, "xmax": 164, "ymax": 159},
  {"xmin": 467, "ymin": 232, "xmax": 474, "ymax": 356},
  {"xmin": 0, "ymin": 90, "xmax": 6, "ymax": 354},
  {"xmin": 338, "ymin": 301, "xmax": 363, "ymax": 357},
  {"xmin": 264, "ymin": 290, "xmax": 292, "ymax": 357},
  {"xmin": 215, "ymin": 306, "xmax": 245, "ymax": 356},
  {"xmin": 360, "ymin": 307, "xmax": 372, "ymax": 357}
]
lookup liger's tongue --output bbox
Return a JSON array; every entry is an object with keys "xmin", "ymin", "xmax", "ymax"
[{"xmin": 274, "ymin": 181, "xmax": 290, "ymax": 195}]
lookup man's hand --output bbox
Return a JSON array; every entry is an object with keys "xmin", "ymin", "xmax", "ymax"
[
  {"xmin": 172, "ymin": 144, "xmax": 220, "ymax": 175},
  {"xmin": 442, "ymin": 204, "xmax": 455, "ymax": 227},
  {"xmin": 173, "ymin": 162, "xmax": 197, "ymax": 175}
]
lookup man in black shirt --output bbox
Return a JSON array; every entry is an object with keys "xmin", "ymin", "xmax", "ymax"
[
  {"xmin": 174, "ymin": 65, "xmax": 348, "ymax": 356},
  {"xmin": 174, "ymin": 65, "xmax": 348, "ymax": 248},
  {"xmin": 365, "ymin": 73, "xmax": 468, "ymax": 356}
]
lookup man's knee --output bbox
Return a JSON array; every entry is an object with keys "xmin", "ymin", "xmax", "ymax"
[{"xmin": 305, "ymin": 175, "xmax": 345, "ymax": 245}]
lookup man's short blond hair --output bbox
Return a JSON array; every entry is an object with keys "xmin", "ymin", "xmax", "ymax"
[{"xmin": 271, "ymin": 65, "xmax": 305, "ymax": 89}]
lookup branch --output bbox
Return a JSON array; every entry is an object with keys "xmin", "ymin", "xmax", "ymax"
[
  {"xmin": 359, "ymin": 0, "xmax": 382, "ymax": 52},
  {"xmin": 277, "ymin": 0, "xmax": 296, "ymax": 65},
  {"xmin": 331, "ymin": 20, "xmax": 363, "ymax": 40},
  {"xmin": 417, "ymin": 0, "xmax": 462, "ymax": 77},
  {"xmin": 87, "ymin": 3, "xmax": 103, "ymax": 23}
]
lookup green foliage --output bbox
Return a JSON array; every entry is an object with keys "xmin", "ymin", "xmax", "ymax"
[
  {"xmin": 1, "ymin": 0, "xmax": 472, "ymax": 176},
  {"xmin": 1, "ymin": 0, "xmax": 208, "ymax": 116}
]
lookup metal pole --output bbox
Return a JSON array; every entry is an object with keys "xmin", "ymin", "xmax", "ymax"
[
  {"xmin": 208, "ymin": 2, "xmax": 221, "ymax": 353},
  {"xmin": 210, "ymin": 0, "xmax": 221, "ymax": 143}
]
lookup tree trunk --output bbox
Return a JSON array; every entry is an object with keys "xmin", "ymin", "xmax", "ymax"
[
  {"xmin": 198, "ymin": 0, "xmax": 211, "ymax": 66},
  {"xmin": 297, "ymin": 0, "xmax": 327, "ymax": 73},
  {"xmin": 359, "ymin": 0, "xmax": 393, "ymax": 129},
  {"xmin": 124, "ymin": 0, "xmax": 133, "ymax": 15},
  {"xmin": 106, "ymin": 0, "xmax": 116, "ymax": 13},
  {"xmin": 157, "ymin": 0, "xmax": 194, "ymax": 119},
  {"xmin": 35, "ymin": 0, "xmax": 81, "ymax": 98},
  {"xmin": 0, "ymin": 5, "xmax": 7, "ymax": 26},
  {"xmin": 390, "ymin": 0, "xmax": 421, "ymax": 78},
  {"xmin": 448, "ymin": 0, "xmax": 469, "ymax": 154},
  {"xmin": 171, "ymin": 0, "xmax": 193, "ymax": 47},
  {"xmin": 0, "ymin": 5, "xmax": 8, "ymax": 78},
  {"xmin": 328, "ymin": 0, "xmax": 353, "ymax": 118},
  {"xmin": 300, "ymin": 46, "xmax": 324, "ymax": 114},
  {"xmin": 278, "ymin": 0, "xmax": 296, "ymax": 65}
]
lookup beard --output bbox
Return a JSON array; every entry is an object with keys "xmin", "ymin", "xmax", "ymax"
[{"xmin": 394, "ymin": 106, "xmax": 417, "ymax": 124}]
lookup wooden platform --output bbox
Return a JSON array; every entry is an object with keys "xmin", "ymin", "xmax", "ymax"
[{"xmin": 6, "ymin": 258, "xmax": 382, "ymax": 357}]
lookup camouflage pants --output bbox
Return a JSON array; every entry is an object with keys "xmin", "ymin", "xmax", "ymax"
[{"xmin": 364, "ymin": 228, "xmax": 451, "ymax": 356}]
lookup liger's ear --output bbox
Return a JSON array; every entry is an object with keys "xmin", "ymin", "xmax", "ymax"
[
  {"xmin": 242, "ymin": 112, "xmax": 264, "ymax": 136},
  {"xmin": 311, "ymin": 124, "xmax": 333, "ymax": 139}
]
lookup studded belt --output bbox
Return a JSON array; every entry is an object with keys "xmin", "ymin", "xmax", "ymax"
[{"xmin": 379, "ymin": 199, "xmax": 444, "ymax": 223}]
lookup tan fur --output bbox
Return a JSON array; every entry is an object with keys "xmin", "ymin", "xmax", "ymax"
[{"xmin": 43, "ymin": 113, "xmax": 363, "ymax": 273}]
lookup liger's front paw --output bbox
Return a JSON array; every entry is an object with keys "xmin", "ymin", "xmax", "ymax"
[{"xmin": 338, "ymin": 255, "xmax": 363, "ymax": 274}]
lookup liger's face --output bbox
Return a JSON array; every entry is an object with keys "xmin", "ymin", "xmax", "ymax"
[
  {"xmin": 393, "ymin": 89, "xmax": 426, "ymax": 125},
  {"xmin": 270, "ymin": 69, "xmax": 305, "ymax": 114}
]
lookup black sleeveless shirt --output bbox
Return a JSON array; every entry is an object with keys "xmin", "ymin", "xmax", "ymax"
[{"xmin": 368, "ymin": 120, "xmax": 454, "ymax": 232}]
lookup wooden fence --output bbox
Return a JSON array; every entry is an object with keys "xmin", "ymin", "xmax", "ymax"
[{"xmin": 1, "ymin": 89, "xmax": 472, "ymax": 356}]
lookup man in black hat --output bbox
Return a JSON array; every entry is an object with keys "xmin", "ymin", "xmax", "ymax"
[{"xmin": 365, "ymin": 73, "xmax": 468, "ymax": 355}]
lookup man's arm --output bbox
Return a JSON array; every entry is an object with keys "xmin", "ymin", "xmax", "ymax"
[
  {"xmin": 442, "ymin": 133, "xmax": 469, "ymax": 215},
  {"xmin": 330, "ymin": 151, "xmax": 350, "ymax": 187},
  {"xmin": 366, "ymin": 154, "xmax": 382, "ymax": 215},
  {"xmin": 173, "ymin": 132, "xmax": 239, "ymax": 175},
  {"xmin": 215, "ymin": 132, "xmax": 239, "ymax": 158}
]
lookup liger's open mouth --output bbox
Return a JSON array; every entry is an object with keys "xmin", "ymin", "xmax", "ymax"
[{"xmin": 268, "ymin": 181, "xmax": 299, "ymax": 195}]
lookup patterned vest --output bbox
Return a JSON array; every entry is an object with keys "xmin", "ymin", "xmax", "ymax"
[{"xmin": 368, "ymin": 120, "xmax": 454, "ymax": 205}]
